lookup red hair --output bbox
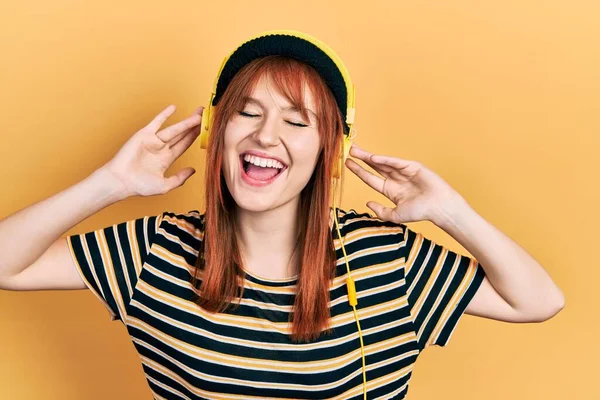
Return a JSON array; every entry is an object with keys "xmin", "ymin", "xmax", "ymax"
[{"xmin": 191, "ymin": 55, "xmax": 346, "ymax": 342}]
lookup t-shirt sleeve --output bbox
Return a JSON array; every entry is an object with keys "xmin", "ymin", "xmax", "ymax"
[
  {"xmin": 400, "ymin": 224, "xmax": 486, "ymax": 351},
  {"xmin": 66, "ymin": 212, "xmax": 164, "ymax": 323}
]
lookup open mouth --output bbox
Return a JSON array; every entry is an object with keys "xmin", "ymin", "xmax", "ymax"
[{"xmin": 239, "ymin": 153, "xmax": 288, "ymax": 186}]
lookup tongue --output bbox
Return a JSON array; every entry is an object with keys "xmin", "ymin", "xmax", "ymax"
[{"xmin": 246, "ymin": 164, "xmax": 280, "ymax": 181}]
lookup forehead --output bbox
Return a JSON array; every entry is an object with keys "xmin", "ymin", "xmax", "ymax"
[{"xmin": 247, "ymin": 73, "xmax": 317, "ymax": 111}]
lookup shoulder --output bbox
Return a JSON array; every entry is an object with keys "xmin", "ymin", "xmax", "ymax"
[
  {"xmin": 157, "ymin": 209, "xmax": 205, "ymax": 241},
  {"xmin": 332, "ymin": 207, "xmax": 407, "ymax": 240},
  {"xmin": 331, "ymin": 208, "xmax": 408, "ymax": 283},
  {"xmin": 331, "ymin": 207, "xmax": 408, "ymax": 263}
]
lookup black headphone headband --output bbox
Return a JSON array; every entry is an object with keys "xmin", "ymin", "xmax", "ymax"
[{"xmin": 212, "ymin": 34, "xmax": 351, "ymax": 135}]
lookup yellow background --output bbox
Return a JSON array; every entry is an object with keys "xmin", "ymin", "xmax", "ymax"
[{"xmin": 0, "ymin": 0, "xmax": 597, "ymax": 398}]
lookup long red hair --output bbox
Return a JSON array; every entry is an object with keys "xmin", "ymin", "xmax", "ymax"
[{"xmin": 191, "ymin": 55, "xmax": 346, "ymax": 343}]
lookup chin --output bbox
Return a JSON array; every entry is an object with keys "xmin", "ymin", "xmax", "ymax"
[
  {"xmin": 225, "ymin": 180, "xmax": 282, "ymax": 212},
  {"xmin": 233, "ymin": 197, "xmax": 281, "ymax": 213},
  {"xmin": 222, "ymin": 167, "xmax": 310, "ymax": 213}
]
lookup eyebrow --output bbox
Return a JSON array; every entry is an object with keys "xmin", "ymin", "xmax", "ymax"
[{"xmin": 243, "ymin": 96, "xmax": 317, "ymax": 118}]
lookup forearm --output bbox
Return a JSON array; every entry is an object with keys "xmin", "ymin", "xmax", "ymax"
[
  {"xmin": 432, "ymin": 198, "xmax": 565, "ymax": 318},
  {"xmin": 0, "ymin": 167, "xmax": 128, "ymax": 279}
]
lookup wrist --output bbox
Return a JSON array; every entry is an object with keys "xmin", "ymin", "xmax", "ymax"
[
  {"xmin": 89, "ymin": 167, "xmax": 132, "ymax": 204},
  {"xmin": 430, "ymin": 194, "xmax": 472, "ymax": 231}
]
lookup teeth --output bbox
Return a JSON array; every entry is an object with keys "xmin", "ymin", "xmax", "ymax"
[{"xmin": 243, "ymin": 154, "xmax": 284, "ymax": 169}]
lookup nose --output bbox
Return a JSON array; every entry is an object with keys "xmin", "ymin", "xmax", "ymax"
[{"xmin": 251, "ymin": 114, "xmax": 281, "ymax": 147}]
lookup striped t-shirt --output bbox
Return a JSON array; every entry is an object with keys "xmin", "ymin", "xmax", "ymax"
[{"xmin": 67, "ymin": 207, "xmax": 485, "ymax": 400}]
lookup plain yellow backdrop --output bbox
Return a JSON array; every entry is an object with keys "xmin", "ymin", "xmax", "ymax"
[{"xmin": 0, "ymin": 0, "xmax": 597, "ymax": 399}]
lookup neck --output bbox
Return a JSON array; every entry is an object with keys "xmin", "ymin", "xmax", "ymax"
[{"xmin": 235, "ymin": 197, "xmax": 301, "ymax": 280}]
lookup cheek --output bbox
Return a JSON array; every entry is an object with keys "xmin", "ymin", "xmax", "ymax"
[
  {"xmin": 222, "ymin": 123, "xmax": 241, "ymax": 150},
  {"xmin": 221, "ymin": 127, "xmax": 240, "ymax": 178},
  {"xmin": 289, "ymin": 132, "xmax": 321, "ymax": 166},
  {"xmin": 223, "ymin": 123, "xmax": 246, "ymax": 153}
]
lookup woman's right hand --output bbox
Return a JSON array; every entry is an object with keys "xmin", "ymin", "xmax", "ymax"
[{"xmin": 99, "ymin": 104, "xmax": 204, "ymax": 198}]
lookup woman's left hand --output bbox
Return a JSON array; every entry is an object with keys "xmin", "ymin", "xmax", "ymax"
[{"xmin": 345, "ymin": 144, "xmax": 470, "ymax": 225}]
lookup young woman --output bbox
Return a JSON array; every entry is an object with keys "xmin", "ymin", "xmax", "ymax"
[{"xmin": 0, "ymin": 32, "xmax": 564, "ymax": 400}]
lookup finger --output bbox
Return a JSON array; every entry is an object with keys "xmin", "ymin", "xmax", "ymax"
[
  {"xmin": 145, "ymin": 105, "xmax": 177, "ymax": 133},
  {"xmin": 169, "ymin": 123, "xmax": 202, "ymax": 160},
  {"xmin": 349, "ymin": 145, "xmax": 395, "ymax": 175},
  {"xmin": 345, "ymin": 158, "xmax": 386, "ymax": 194},
  {"xmin": 366, "ymin": 201, "xmax": 399, "ymax": 223},
  {"xmin": 156, "ymin": 111, "xmax": 202, "ymax": 143},
  {"xmin": 168, "ymin": 123, "xmax": 200, "ymax": 148},
  {"xmin": 370, "ymin": 153, "xmax": 413, "ymax": 170},
  {"xmin": 167, "ymin": 106, "xmax": 205, "ymax": 146},
  {"xmin": 162, "ymin": 167, "xmax": 196, "ymax": 194},
  {"xmin": 348, "ymin": 154, "xmax": 393, "ymax": 179}
]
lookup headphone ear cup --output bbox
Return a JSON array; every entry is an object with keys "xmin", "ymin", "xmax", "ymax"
[
  {"xmin": 332, "ymin": 135, "xmax": 353, "ymax": 179},
  {"xmin": 199, "ymin": 107, "xmax": 210, "ymax": 149},
  {"xmin": 342, "ymin": 135, "xmax": 353, "ymax": 167}
]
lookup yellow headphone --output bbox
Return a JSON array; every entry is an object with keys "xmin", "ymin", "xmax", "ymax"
[{"xmin": 199, "ymin": 29, "xmax": 366, "ymax": 399}]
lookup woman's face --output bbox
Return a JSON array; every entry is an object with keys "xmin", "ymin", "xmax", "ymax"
[{"xmin": 222, "ymin": 74, "xmax": 321, "ymax": 213}]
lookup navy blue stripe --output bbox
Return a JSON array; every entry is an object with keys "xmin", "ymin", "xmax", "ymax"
[
  {"xmin": 436, "ymin": 262, "xmax": 486, "ymax": 346},
  {"xmin": 68, "ymin": 234, "xmax": 103, "ymax": 296},
  {"xmin": 83, "ymin": 229, "xmax": 121, "ymax": 320}
]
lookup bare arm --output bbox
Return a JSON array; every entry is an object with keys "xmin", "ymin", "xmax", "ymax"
[
  {"xmin": 435, "ymin": 200, "xmax": 565, "ymax": 323},
  {"xmin": 0, "ymin": 104, "xmax": 203, "ymax": 291},
  {"xmin": 0, "ymin": 168, "xmax": 126, "ymax": 290}
]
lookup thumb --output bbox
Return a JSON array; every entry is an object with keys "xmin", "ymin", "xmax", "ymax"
[
  {"xmin": 366, "ymin": 201, "xmax": 397, "ymax": 223},
  {"xmin": 162, "ymin": 167, "xmax": 196, "ymax": 193}
]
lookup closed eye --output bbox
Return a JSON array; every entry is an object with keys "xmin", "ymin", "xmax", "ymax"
[{"xmin": 238, "ymin": 111, "xmax": 308, "ymax": 128}]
